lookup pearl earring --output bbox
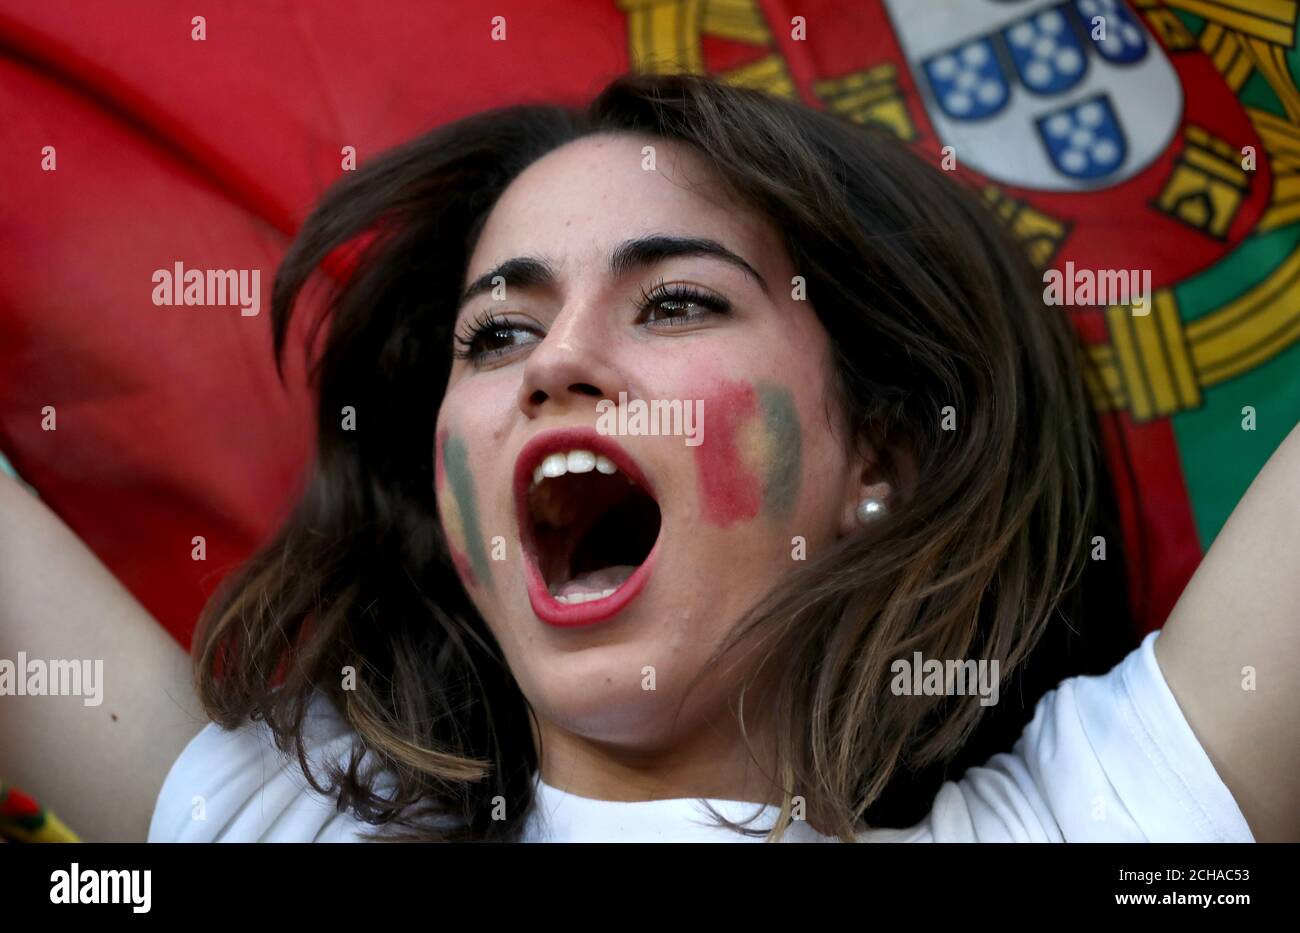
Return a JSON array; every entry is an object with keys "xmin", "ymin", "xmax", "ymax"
[{"xmin": 855, "ymin": 498, "xmax": 886, "ymax": 525}]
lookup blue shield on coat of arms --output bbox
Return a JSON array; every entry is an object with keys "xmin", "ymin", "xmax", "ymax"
[
  {"xmin": 925, "ymin": 38, "xmax": 1009, "ymax": 120},
  {"xmin": 1036, "ymin": 94, "xmax": 1126, "ymax": 179},
  {"xmin": 883, "ymin": 0, "xmax": 1182, "ymax": 191},
  {"xmin": 1003, "ymin": 6, "xmax": 1088, "ymax": 96},
  {"xmin": 1078, "ymin": 0, "xmax": 1149, "ymax": 63}
]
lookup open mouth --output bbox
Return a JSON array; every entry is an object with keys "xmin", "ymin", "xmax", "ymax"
[{"xmin": 515, "ymin": 430, "xmax": 662, "ymax": 627}]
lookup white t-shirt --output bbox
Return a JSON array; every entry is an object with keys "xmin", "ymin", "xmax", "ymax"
[{"xmin": 146, "ymin": 630, "xmax": 1255, "ymax": 843}]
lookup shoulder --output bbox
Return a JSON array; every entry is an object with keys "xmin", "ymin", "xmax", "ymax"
[
  {"xmin": 862, "ymin": 632, "xmax": 1255, "ymax": 843},
  {"xmin": 147, "ymin": 692, "xmax": 406, "ymax": 843}
]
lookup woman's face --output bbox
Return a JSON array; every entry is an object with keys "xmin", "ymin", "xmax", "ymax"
[{"xmin": 435, "ymin": 132, "xmax": 864, "ymax": 756}]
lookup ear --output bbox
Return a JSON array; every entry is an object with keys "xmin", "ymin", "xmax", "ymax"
[{"xmin": 837, "ymin": 434, "xmax": 916, "ymax": 537}]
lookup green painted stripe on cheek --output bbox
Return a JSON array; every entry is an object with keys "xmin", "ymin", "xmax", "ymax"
[
  {"xmin": 443, "ymin": 434, "xmax": 492, "ymax": 586},
  {"xmin": 758, "ymin": 384, "xmax": 801, "ymax": 519}
]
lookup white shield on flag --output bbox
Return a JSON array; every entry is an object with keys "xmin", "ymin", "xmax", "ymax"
[{"xmin": 883, "ymin": 0, "xmax": 1183, "ymax": 191}]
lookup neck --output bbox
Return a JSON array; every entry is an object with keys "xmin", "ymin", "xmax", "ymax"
[{"xmin": 532, "ymin": 710, "xmax": 782, "ymax": 806}]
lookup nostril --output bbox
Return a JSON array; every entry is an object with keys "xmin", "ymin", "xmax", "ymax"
[{"xmin": 526, "ymin": 383, "xmax": 604, "ymax": 409}]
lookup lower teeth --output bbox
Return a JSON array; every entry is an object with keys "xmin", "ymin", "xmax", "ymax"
[{"xmin": 553, "ymin": 587, "xmax": 617, "ymax": 605}]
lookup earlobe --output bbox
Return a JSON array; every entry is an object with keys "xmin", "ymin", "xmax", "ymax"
[{"xmin": 837, "ymin": 433, "xmax": 915, "ymax": 536}]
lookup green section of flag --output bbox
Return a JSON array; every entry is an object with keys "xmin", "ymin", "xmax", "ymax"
[
  {"xmin": 1169, "ymin": 9, "xmax": 1205, "ymax": 35},
  {"xmin": 1176, "ymin": 226, "xmax": 1300, "ymax": 321},
  {"xmin": 1239, "ymin": 69, "xmax": 1283, "ymax": 117},
  {"xmin": 1172, "ymin": 226, "xmax": 1300, "ymax": 548}
]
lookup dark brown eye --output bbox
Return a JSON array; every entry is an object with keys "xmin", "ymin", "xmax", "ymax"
[
  {"xmin": 637, "ymin": 282, "xmax": 731, "ymax": 327},
  {"xmin": 475, "ymin": 324, "xmax": 520, "ymax": 353},
  {"xmin": 453, "ymin": 313, "xmax": 540, "ymax": 362},
  {"xmin": 647, "ymin": 299, "xmax": 693, "ymax": 322}
]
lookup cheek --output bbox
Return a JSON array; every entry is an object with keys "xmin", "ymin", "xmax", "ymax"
[
  {"xmin": 436, "ymin": 429, "xmax": 491, "ymax": 589},
  {"xmin": 692, "ymin": 379, "xmax": 803, "ymax": 528}
]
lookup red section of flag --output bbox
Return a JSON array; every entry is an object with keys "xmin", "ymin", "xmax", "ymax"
[
  {"xmin": 0, "ymin": 0, "xmax": 1228, "ymax": 644},
  {"xmin": 1097, "ymin": 412, "xmax": 1205, "ymax": 632}
]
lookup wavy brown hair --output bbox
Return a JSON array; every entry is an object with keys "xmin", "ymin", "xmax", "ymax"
[{"xmin": 192, "ymin": 72, "xmax": 1133, "ymax": 842}]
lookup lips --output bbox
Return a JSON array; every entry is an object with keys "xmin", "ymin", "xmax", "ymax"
[{"xmin": 513, "ymin": 428, "xmax": 663, "ymax": 627}]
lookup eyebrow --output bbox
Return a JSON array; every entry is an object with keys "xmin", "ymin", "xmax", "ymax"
[{"xmin": 457, "ymin": 234, "xmax": 768, "ymax": 307}]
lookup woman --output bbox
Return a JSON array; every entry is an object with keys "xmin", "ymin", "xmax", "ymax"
[{"xmin": 2, "ymin": 74, "xmax": 1296, "ymax": 843}]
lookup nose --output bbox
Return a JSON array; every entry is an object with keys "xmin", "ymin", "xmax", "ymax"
[{"xmin": 516, "ymin": 300, "xmax": 626, "ymax": 419}]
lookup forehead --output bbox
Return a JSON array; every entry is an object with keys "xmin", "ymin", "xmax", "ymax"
[{"xmin": 464, "ymin": 133, "xmax": 784, "ymax": 282}]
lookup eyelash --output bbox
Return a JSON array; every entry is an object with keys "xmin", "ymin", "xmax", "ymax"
[
  {"xmin": 452, "ymin": 309, "xmax": 520, "ymax": 361},
  {"xmin": 636, "ymin": 280, "xmax": 731, "ymax": 326},
  {"xmin": 451, "ymin": 281, "xmax": 731, "ymax": 363}
]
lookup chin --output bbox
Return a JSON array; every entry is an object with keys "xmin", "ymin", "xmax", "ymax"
[{"xmin": 510, "ymin": 634, "xmax": 707, "ymax": 746}]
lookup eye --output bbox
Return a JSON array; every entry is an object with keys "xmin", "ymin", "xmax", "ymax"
[
  {"xmin": 452, "ymin": 311, "xmax": 541, "ymax": 363},
  {"xmin": 636, "ymin": 280, "xmax": 731, "ymax": 328}
]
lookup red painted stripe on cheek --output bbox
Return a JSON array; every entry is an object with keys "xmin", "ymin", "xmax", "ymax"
[
  {"xmin": 449, "ymin": 550, "xmax": 479, "ymax": 590},
  {"xmin": 694, "ymin": 380, "xmax": 763, "ymax": 527}
]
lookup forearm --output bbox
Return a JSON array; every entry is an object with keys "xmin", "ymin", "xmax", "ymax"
[{"xmin": 0, "ymin": 472, "xmax": 206, "ymax": 841}]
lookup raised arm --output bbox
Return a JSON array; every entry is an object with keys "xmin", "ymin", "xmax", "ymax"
[
  {"xmin": 0, "ymin": 473, "xmax": 206, "ymax": 841},
  {"xmin": 1155, "ymin": 420, "xmax": 1300, "ymax": 842}
]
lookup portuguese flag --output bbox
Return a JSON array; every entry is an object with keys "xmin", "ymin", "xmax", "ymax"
[{"xmin": 1, "ymin": 0, "xmax": 1298, "ymax": 646}]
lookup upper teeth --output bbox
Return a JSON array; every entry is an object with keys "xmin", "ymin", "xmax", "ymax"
[{"xmin": 532, "ymin": 450, "xmax": 619, "ymax": 486}]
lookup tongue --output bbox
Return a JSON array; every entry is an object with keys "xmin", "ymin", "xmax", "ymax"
[{"xmin": 550, "ymin": 565, "xmax": 636, "ymax": 600}]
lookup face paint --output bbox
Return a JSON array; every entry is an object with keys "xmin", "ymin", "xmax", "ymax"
[
  {"xmin": 694, "ymin": 380, "xmax": 802, "ymax": 527},
  {"xmin": 436, "ymin": 430, "xmax": 491, "ymax": 588},
  {"xmin": 755, "ymin": 384, "xmax": 801, "ymax": 518}
]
